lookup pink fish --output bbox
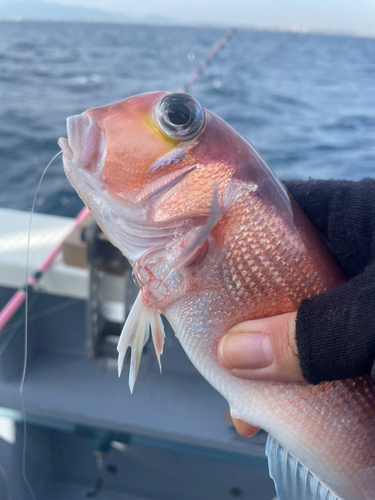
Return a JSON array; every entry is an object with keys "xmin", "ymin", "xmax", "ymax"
[{"xmin": 59, "ymin": 92, "xmax": 375, "ymax": 500}]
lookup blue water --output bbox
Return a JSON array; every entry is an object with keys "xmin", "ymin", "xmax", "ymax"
[{"xmin": 1, "ymin": 21, "xmax": 374, "ymax": 217}]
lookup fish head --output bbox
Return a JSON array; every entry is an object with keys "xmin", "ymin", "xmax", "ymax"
[
  {"xmin": 60, "ymin": 92, "xmax": 289, "ymax": 259},
  {"xmin": 60, "ymin": 92, "xmax": 292, "ymax": 311}
]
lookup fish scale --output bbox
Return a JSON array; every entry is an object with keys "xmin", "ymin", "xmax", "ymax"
[{"xmin": 220, "ymin": 185, "xmax": 324, "ymax": 311}]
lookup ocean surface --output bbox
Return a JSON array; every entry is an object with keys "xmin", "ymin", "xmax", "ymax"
[{"xmin": 0, "ymin": 21, "xmax": 374, "ymax": 218}]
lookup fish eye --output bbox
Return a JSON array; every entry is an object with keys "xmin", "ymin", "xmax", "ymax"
[{"xmin": 155, "ymin": 93, "xmax": 205, "ymax": 141}]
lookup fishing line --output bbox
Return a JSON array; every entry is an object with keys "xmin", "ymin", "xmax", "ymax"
[
  {"xmin": 24, "ymin": 297, "xmax": 79, "ymax": 325},
  {"xmin": 0, "ymin": 460, "xmax": 11, "ymax": 500},
  {"xmin": 0, "ymin": 296, "xmax": 77, "ymax": 357},
  {"xmin": 0, "ymin": 294, "xmax": 40, "ymax": 358},
  {"xmin": 20, "ymin": 149, "xmax": 62, "ymax": 500}
]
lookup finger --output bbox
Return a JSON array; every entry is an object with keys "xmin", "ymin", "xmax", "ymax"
[
  {"xmin": 217, "ymin": 311, "xmax": 304, "ymax": 382},
  {"xmin": 231, "ymin": 417, "xmax": 260, "ymax": 437}
]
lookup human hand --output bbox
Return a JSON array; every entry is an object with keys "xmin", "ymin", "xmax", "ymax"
[
  {"xmin": 217, "ymin": 312, "xmax": 303, "ymax": 382},
  {"xmin": 221, "ymin": 312, "xmax": 303, "ymax": 437}
]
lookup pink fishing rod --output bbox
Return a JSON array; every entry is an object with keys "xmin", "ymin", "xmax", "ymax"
[
  {"xmin": 0, "ymin": 206, "xmax": 89, "ymax": 332},
  {"xmin": 179, "ymin": 28, "xmax": 234, "ymax": 93}
]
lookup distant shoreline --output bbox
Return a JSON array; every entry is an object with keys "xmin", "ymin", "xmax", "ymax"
[{"xmin": 0, "ymin": 18, "xmax": 374, "ymax": 41}]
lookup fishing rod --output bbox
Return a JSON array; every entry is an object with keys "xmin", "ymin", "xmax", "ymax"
[
  {"xmin": 179, "ymin": 28, "xmax": 234, "ymax": 93},
  {"xmin": 0, "ymin": 27, "xmax": 235, "ymax": 333}
]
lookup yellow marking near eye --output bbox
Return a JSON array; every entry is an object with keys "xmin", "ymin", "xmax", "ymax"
[{"xmin": 144, "ymin": 114, "xmax": 180, "ymax": 147}]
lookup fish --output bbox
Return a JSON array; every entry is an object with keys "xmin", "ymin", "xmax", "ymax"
[{"xmin": 59, "ymin": 92, "xmax": 375, "ymax": 500}]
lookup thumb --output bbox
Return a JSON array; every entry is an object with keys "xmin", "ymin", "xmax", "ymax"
[{"xmin": 217, "ymin": 311, "xmax": 303, "ymax": 382}]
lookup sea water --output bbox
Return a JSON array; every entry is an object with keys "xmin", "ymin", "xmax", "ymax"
[{"xmin": 0, "ymin": 21, "xmax": 374, "ymax": 217}]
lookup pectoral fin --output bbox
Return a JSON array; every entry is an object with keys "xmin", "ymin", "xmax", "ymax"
[
  {"xmin": 265, "ymin": 435, "xmax": 342, "ymax": 500},
  {"xmin": 174, "ymin": 185, "xmax": 222, "ymax": 268},
  {"xmin": 117, "ymin": 291, "xmax": 165, "ymax": 392}
]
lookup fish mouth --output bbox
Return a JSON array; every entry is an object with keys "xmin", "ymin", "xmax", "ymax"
[{"xmin": 58, "ymin": 111, "xmax": 105, "ymax": 173}]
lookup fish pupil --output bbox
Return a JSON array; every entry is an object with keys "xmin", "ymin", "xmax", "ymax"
[{"xmin": 168, "ymin": 103, "xmax": 191, "ymax": 125}]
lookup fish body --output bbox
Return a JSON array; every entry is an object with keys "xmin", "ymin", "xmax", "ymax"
[{"xmin": 59, "ymin": 92, "xmax": 375, "ymax": 500}]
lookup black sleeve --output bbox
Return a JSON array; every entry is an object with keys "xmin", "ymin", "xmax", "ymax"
[{"xmin": 283, "ymin": 178, "xmax": 375, "ymax": 384}]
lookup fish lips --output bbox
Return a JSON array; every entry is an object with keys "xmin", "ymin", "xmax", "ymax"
[{"xmin": 58, "ymin": 111, "xmax": 105, "ymax": 174}]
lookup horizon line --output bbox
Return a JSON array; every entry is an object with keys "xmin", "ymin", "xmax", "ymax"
[{"xmin": 1, "ymin": 17, "xmax": 374, "ymax": 40}]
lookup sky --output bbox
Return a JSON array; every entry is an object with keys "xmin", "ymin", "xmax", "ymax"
[
  {"xmin": 50, "ymin": 0, "xmax": 375, "ymax": 35},
  {"xmin": 3, "ymin": 0, "xmax": 375, "ymax": 36}
]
